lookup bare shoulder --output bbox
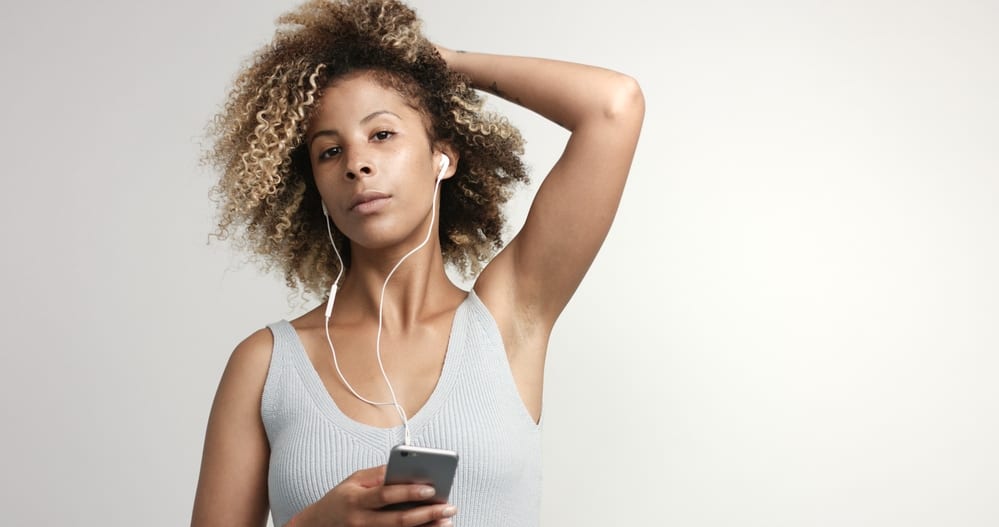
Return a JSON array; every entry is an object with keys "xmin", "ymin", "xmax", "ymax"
[
  {"xmin": 225, "ymin": 326, "xmax": 275, "ymax": 384},
  {"xmin": 289, "ymin": 303, "xmax": 327, "ymax": 332},
  {"xmin": 208, "ymin": 326, "xmax": 276, "ymax": 423},
  {"xmin": 212, "ymin": 326, "xmax": 277, "ymax": 408}
]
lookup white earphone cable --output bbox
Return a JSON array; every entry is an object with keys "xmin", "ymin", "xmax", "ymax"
[{"xmin": 322, "ymin": 157, "xmax": 448, "ymax": 446}]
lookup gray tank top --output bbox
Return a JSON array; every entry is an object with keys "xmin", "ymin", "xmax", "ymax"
[{"xmin": 261, "ymin": 290, "xmax": 542, "ymax": 526}]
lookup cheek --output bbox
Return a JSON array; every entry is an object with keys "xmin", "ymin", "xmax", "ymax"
[{"xmin": 313, "ymin": 172, "xmax": 347, "ymax": 203}]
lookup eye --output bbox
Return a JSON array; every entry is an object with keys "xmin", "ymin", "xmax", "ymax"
[
  {"xmin": 373, "ymin": 130, "xmax": 394, "ymax": 141},
  {"xmin": 318, "ymin": 146, "xmax": 341, "ymax": 160}
]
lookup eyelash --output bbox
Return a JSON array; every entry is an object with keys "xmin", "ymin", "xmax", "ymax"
[
  {"xmin": 318, "ymin": 130, "xmax": 395, "ymax": 161},
  {"xmin": 318, "ymin": 146, "xmax": 341, "ymax": 160}
]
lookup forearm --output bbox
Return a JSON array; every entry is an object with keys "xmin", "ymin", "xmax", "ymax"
[{"xmin": 438, "ymin": 47, "xmax": 642, "ymax": 131}]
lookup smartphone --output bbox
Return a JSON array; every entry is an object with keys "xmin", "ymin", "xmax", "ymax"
[{"xmin": 382, "ymin": 444, "xmax": 459, "ymax": 510}]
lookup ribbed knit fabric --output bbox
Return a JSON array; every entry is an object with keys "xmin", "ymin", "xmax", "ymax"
[{"xmin": 261, "ymin": 290, "xmax": 542, "ymax": 527}]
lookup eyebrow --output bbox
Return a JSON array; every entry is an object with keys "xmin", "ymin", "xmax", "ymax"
[{"xmin": 308, "ymin": 110, "xmax": 402, "ymax": 147}]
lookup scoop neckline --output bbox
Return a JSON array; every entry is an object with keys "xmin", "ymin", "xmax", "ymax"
[{"xmin": 280, "ymin": 291, "xmax": 475, "ymax": 450}]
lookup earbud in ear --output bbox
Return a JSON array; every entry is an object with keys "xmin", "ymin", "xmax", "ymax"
[
  {"xmin": 321, "ymin": 201, "xmax": 329, "ymax": 216},
  {"xmin": 437, "ymin": 154, "xmax": 450, "ymax": 181}
]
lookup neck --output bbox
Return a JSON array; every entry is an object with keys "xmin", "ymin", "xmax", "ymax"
[{"xmin": 336, "ymin": 240, "xmax": 461, "ymax": 330}]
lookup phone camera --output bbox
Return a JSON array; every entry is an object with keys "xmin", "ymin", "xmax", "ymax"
[{"xmin": 401, "ymin": 451, "xmax": 409, "ymax": 457}]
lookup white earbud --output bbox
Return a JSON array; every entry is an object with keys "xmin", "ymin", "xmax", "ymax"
[
  {"xmin": 321, "ymin": 201, "xmax": 329, "ymax": 216},
  {"xmin": 437, "ymin": 154, "xmax": 450, "ymax": 181}
]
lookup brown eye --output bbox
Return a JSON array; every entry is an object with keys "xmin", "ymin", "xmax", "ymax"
[
  {"xmin": 318, "ymin": 146, "xmax": 341, "ymax": 160},
  {"xmin": 373, "ymin": 130, "xmax": 394, "ymax": 141}
]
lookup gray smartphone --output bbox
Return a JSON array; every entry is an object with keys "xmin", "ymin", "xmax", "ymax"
[{"xmin": 382, "ymin": 444, "xmax": 459, "ymax": 510}]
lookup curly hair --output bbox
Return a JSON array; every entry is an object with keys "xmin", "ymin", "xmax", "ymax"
[{"xmin": 203, "ymin": 0, "xmax": 528, "ymax": 298}]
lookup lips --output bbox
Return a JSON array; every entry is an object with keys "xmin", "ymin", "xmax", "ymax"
[{"xmin": 349, "ymin": 190, "xmax": 392, "ymax": 212}]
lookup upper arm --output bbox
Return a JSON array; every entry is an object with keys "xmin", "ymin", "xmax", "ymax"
[
  {"xmin": 191, "ymin": 328, "xmax": 274, "ymax": 527},
  {"xmin": 477, "ymin": 74, "xmax": 645, "ymax": 328}
]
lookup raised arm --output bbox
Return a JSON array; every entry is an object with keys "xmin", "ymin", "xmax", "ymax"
[{"xmin": 440, "ymin": 48, "xmax": 645, "ymax": 328}]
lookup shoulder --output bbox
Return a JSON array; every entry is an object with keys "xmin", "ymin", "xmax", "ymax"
[
  {"xmin": 232, "ymin": 326, "xmax": 275, "ymax": 369},
  {"xmin": 218, "ymin": 326, "xmax": 275, "ymax": 401},
  {"xmin": 203, "ymin": 326, "xmax": 275, "ymax": 452},
  {"xmin": 289, "ymin": 303, "xmax": 327, "ymax": 332}
]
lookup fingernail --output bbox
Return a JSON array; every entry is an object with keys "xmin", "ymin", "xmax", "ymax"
[
  {"xmin": 419, "ymin": 486, "xmax": 435, "ymax": 498},
  {"xmin": 441, "ymin": 521, "xmax": 453, "ymax": 527},
  {"xmin": 443, "ymin": 505, "xmax": 458, "ymax": 517}
]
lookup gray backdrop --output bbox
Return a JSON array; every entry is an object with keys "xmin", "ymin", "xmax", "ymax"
[{"xmin": 1, "ymin": 0, "xmax": 997, "ymax": 525}]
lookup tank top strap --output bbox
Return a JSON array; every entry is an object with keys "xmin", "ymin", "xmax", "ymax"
[{"xmin": 261, "ymin": 320, "xmax": 298, "ymax": 422}]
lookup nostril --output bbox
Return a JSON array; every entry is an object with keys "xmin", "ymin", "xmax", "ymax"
[{"xmin": 360, "ymin": 166, "xmax": 372, "ymax": 175}]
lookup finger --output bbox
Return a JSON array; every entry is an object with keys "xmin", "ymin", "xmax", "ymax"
[
  {"xmin": 379, "ymin": 504, "xmax": 458, "ymax": 527},
  {"xmin": 359, "ymin": 483, "xmax": 437, "ymax": 509},
  {"xmin": 347, "ymin": 465, "xmax": 387, "ymax": 488},
  {"xmin": 414, "ymin": 521, "xmax": 452, "ymax": 527}
]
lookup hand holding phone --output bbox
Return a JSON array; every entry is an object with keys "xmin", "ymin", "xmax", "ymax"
[
  {"xmin": 288, "ymin": 464, "xmax": 458, "ymax": 526},
  {"xmin": 382, "ymin": 444, "xmax": 459, "ymax": 510}
]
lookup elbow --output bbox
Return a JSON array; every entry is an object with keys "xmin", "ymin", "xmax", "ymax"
[{"xmin": 602, "ymin": 74, "xmax": 645, "ymax": 124}]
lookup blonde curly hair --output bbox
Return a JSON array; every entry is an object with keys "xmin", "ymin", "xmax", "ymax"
[{"xmin": 204, "ymin": 0, "xmax": 528, "ymax": 297}]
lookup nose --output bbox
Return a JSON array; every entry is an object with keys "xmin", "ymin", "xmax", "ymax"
[{"xmin": 344, "ymin": 149, "xmax": 374, "ymax": 180}]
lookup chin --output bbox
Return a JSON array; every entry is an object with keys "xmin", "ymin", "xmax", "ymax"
[
  {"xmin": 342, "ymin": 223, "xmax": 427, "ymax": 253},
  {"xmin": 336, "ymin": 206, "xmax": 437, "ymax": 252}
]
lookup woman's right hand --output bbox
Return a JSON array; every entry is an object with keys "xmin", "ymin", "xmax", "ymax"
[{"xmin": 291, "ymin": 465, "xmax": 458, "ymax": 527}]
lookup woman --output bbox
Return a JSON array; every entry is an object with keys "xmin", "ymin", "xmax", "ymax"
[{"xmin": 192, "ymin": 0, "xmax": 643, "ymax": 525}]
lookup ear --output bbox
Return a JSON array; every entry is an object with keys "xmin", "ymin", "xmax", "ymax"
[{"xmin": 433, "ymin": 143, "xmax": 459, "ymax": 181}]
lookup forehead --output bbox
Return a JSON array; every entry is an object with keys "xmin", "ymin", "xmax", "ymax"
[{"xmin": 306, "ymin": 70, "xmax": 428, "ymax": 133}]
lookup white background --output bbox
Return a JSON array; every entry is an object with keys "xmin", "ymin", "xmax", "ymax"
[{"xmin": 1, "ymin": 0, "xmax": 997, "ymax": 525}]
